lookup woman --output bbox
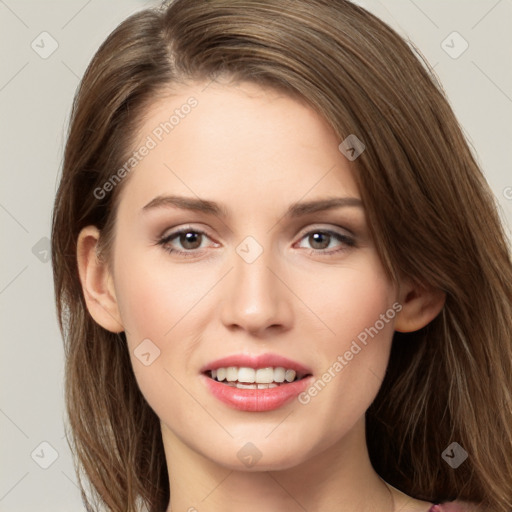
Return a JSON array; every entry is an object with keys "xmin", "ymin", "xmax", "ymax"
[{"xmin": 51, "ymin": 0, "xmax": 512, "ymax": 511}]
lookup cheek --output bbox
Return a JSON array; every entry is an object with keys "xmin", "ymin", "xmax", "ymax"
[
  {"xmin": 111, "ymin": 237, "xmax": 235, "ymax": 398},
  {"xmin": 336, "ymin": 256, "xmax": 396, "ymax": 365},
  {"xmin": 296, "ymin": 253, "xmax": 395, "ymax": 347},
  {"xmin": 113, "ymin": 245, "xmax": 207, "ymax": 342},
  {"xmin": 115, "ymin": 274, "xmax": 168, "ymax": 347},
  {"xmin": 292, "ymin": 254, "xmax": 396, "ymax": 432},
  {"xmin": 111, "ymin": 244, "xmax": 203, "ymax": 383},
  {"xmin": 112, "ymin": 255, "xmax": 203, "ymax": 414}
]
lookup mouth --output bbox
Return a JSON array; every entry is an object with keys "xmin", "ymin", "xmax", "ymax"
[
  {"xmin": 201, "ymin": 353, "xmax": 314, "ymax": 411},
  {"xmin": 204, "ymin": 366, "xmax": 311, "ymax": 389}
]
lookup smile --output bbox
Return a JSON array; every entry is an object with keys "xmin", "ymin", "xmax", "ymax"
[
  {"xmin": 208, "ymin": 366, "xmax": 307, "ymax": 389},
  {"xmin": 201, "ymin": 354, "xmax": 313, "ymax": 412}
]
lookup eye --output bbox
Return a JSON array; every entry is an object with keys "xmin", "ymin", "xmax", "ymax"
[
  {"xmin": 157, "ymin": 227, "xmax": 216, "ymax": 257},
  {"xmin": 156, "ymin": 226, "xmax": 356, "ymax": 259},
  {"xmin": 295, "ymin": 228, "xmax": 355, "ymax": 256}
]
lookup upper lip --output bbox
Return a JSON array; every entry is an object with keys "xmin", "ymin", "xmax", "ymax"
[{"xmin": 201, "ymin": 353, "xmax": 312, "ymax": 375}]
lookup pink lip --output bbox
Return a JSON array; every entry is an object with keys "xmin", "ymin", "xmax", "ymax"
[
  {"xmin": 201, "ymin": 353, "xmax": 312, "ymax": 374},
  {"xmin": 201, "ymin": 374, "xmax": 314, "ymax": 412},
  {"xmin": 200, "ymin": 353, "xmax": 313, "ymax": 412}
]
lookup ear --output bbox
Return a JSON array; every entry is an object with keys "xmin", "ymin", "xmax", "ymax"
[
  {"xmin": 76, "ymin": 226, "xmax": 124, "ymax": 333},
  {"xmin": 394, "ymin": 278, "xmax": 446, "ymax": 333}
]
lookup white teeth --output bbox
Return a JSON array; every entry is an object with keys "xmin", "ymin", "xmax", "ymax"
[
  {"xmin": 273, "ymin": 367, "xmax": 286, "ymax": 382},
  {"xmin": 210, "ymin": 366, "xmax": 303, "ymax": 384},
  {"xmin": 226, "ymin": 366, "xmax": 238, "ymax": 382},
  {"xmin": 255, "ymin": 367, "xmax": 274, "ymax": 384},
  {"xmin": 285, "ymin": 369, "xmax": 296, "ymax": 383},
  {"xmin": 238, "ymin": 367, "xmax": 256, "ymax": 383},
  {"xmin": 223, "ymin": 382, "xmax": 280, "ymax": 389},
  {"xmin": 237, "ymin": 383, "xmax": 257, "ymax": 389}
]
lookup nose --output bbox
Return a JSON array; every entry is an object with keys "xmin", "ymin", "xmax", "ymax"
[{"xmin": 220, "ymin": 245, "xmax": 293, "ymax": 337}]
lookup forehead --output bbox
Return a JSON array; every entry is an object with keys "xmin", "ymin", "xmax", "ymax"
[{"xmin": 116, "ymin": 81, "xmax": 360, "ymax": 214}]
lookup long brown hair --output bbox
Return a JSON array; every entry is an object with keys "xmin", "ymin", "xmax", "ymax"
[{"xmin": 51, "ymin": 1, "xmax": 512, "ymax": 511}]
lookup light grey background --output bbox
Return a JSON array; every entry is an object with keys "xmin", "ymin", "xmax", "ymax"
[{"xmin": 1, "ymin": 1, "xmax": 511, "ymax": 510}]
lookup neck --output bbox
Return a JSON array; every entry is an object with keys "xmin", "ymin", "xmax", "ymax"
[{"xmin": 163, "ymin": 418, "xmax": 394, "ymax": 512}]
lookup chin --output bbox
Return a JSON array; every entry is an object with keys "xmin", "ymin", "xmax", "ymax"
[{"xmin": 197, "ymin": 433, "xmax": 323, "ymax": 473}]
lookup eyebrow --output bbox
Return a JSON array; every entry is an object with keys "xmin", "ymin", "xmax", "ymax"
[{"xmin": 142, "ymin": 194, "xmax": 363, "ymax": 218}]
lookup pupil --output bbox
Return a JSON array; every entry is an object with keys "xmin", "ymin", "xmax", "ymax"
[
  {"xmin": 181, "ymin": 232, "xmax": 201, "ymax": 249},
  {"xmin": 310, "ymin": 232, "xmax": 329, "ymax": 249}
]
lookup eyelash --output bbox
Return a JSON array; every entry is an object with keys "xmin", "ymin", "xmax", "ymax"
[{"xmin": 156, "ymin": 226, "xmax": 356, "ymax": 259}]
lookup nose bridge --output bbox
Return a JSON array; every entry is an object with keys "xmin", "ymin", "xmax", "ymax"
[{"xmin": 220, "ymin": 235, "xmax": 292, "ymax": 334}]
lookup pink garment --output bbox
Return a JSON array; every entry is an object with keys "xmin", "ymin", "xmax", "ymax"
[{"xmin": 429, "ymin": 502, "xmax": 474, "ymax": 512}]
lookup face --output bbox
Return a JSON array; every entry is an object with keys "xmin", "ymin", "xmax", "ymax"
[{"xmin": 107, "ymin": 81, "xmax": 399, "ymax": 471}]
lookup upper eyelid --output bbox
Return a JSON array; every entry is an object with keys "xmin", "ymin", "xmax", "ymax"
[
  {"xmin": 160, "ymin": 225, "xmax": 214, "ymax": 241},
  {"xmin": 160, "ymin": 223, "xmax": 353, "ymax": 237},
  {"xmin": 296, "ymin": 223, "xmax": 354, "ymax": 238},
  {"xmin": 159, "ymin": 224, "xmax": 354, "ymax": 247}
]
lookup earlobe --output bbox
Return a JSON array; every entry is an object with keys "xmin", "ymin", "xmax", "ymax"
[
  {"xmin": 76, "ymin": 226, "xmax": 124, "ymax": 333},
  {"xmin": 394, "ymin": 280, "xmax": 446, "ymax": 333}
]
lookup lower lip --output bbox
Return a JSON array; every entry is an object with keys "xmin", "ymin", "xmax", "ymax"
[{"xmin": 202, "ymin": 374, "xmax": 314, "ymax": 412}]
